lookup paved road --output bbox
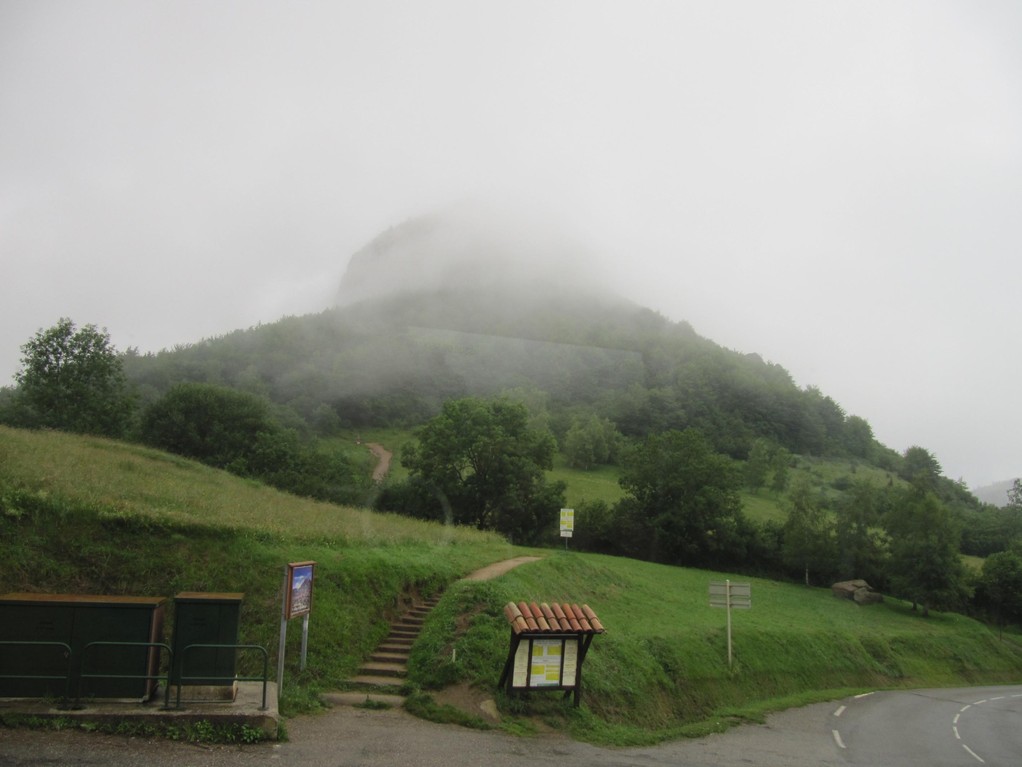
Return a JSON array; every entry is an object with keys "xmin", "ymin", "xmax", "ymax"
[
  {"xmin": 2, "ymin": 686, "xmax": 1021, "ymax": 766},
  {"xmin": 0, "ymin": 699, "xmax": 841, "ymax": 767},
  {"xmin": 832, "ymin": 685, "xmax": 1022, "ymax": 766}
]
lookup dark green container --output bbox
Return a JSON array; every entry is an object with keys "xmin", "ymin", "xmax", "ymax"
[
  {"xmin": 170, "ymin": 592, "xmax": 243, "ymax": 687},
  {"xmin": 0, "ymin": 593, "xmax": 166, "ymax": 700}
]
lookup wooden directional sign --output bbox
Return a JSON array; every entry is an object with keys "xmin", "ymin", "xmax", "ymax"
[
  {"xmin": 709, "ymin": 580, "xmax": 751, "ymax": 609},
  {"xmin": 708, "ymin": 580, "xmax": 750, "ymax": 668}
]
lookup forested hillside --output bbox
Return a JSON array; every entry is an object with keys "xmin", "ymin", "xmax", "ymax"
[
  {"xmin": 123, "ymin": 289, "xmax": 881, "ymax": 466},
  {"xmin": 4, "ymin": 212, "xmax": 1021, "ymax": 628}
]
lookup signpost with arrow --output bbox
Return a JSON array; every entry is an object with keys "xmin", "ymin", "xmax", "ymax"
[{"xmin": 709, "ymin": 579, "xmax": 751, "ymax": 668}]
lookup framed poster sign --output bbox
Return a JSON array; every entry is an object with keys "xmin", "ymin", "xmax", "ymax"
[
  {"xmin": 285, "ymin": 561, "xmax": 316, "ymax": 620},
  {"xmin": 559, "ymin": 508, "xmax": 574, "ymax": 538},
  {"xmin": 512, "ymin": 636, "xmax": 579, "ymax": 689}
]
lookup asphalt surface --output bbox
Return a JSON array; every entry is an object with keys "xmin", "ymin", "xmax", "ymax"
[
  {"xmin": 6, "ymin": 685, "xmax": 1022, "ymax": 767},
  {"xmin": 831, "ymin": 685, "xmax": 1022, "ymax": 766},
  {"xmin": 0, "ymin": 696, "xmax": 843, "ymax": 767}
]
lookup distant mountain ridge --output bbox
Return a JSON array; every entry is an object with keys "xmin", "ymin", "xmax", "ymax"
[{"xmin": 972, "ymin": 479, "xmax": 1018, "ymax": 507}]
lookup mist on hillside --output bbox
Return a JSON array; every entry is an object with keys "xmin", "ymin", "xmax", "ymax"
[
  {"xmin": 336, "ymin": 201, "xmax": 616, "ymax": 308},
  {"xmin": 3, "ymin": 2, "xmax": 1022, "ymax": 486}
]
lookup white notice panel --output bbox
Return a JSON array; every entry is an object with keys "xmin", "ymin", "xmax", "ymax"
[
  {"xmin": 511, "ymin": 638, "xmax": 578, "ymax": 689},
  {"xmin": 512, "ymin": 641, "xmax": 531, "ymax": 688},
  {"xmin": 560, "ymin": 508, "xmax": 575, "ymax": 538},
  {"xmin": 529, "ymin": 638, "xmax": 563, "ymax": 687}
]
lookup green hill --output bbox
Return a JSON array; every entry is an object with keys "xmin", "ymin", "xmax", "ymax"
[{"xmin": 3, "ymin": 425, "xmax": 1020, "ymax": 744}]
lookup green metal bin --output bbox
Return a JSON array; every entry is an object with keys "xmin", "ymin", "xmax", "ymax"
[
  {"xmin": 170, "ymin": 592, "xmax": 244, "ymax": 690},
  {"xmin": 0, "ymin": 593, "xmax": 166, "ymax": 700}
]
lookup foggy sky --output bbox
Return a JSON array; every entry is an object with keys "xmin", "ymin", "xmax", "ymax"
[{"xmin": 2, "ymin": 1, "xmax": 1021, "ymax": 489}]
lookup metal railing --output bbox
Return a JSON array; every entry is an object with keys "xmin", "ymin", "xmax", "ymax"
[
  {"xmin": 0, "ymin": 640, "xmax": 74, "ymax": 706},
  {"xmin": 1, "ymin": 640, "xmax": 269, "ymax": 711},
  {"xmin": 78, "ymin": 641, "xmax": 174, "ymax": 709},
  {"xmin": 176, "ymin": 643, "xmax": 269, "ymax": 711}
]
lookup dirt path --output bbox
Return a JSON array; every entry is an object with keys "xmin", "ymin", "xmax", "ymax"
[
  {"xmin": 462, "ymin": 556, "xmax": 542, "ymax": 581},
  {"xmin": 366, "ymin": 442, "xmax": 392, "ymax": 482}
]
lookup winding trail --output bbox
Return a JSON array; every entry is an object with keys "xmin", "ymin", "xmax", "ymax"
[{"xmin": 367, "ymin": 442, "xmax": 392, "ymax": 482}]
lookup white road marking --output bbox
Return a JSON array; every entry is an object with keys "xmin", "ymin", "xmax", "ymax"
[
  {"xmin": 990, "ymin": 696, "xmax": 1005, "ymax": 701},
  {"xmin": 833, "ymin": 705, "xmax": 846, "ymax": 717},
  {"xmin": 953, "ymin": 726, "xmax": 960, "ymax": 739},
  {"xmin": 954, "ymin": 713, "xmax": 960, "ymax": 724},
  {"xmin": 962, "ymin": 744, "xmax": 985, "ymax": 763},
  {"xmin": 832, "ymin": 729, "xmax": 846, "ymax": 749},
  {"xmin": 853, "ymin": 692, "xmax": 874, "ymax": 699}
]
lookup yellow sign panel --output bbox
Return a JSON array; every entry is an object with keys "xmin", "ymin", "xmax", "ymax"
[
  {"xmin": 530, "ymin": 639, "xmax": 562, "ymax": 686},
  {"xmin": 560, "ymin": 508, "xmax": 574, "ymax": 537},
  {"xmin": 511, "ymin": 637, "xmax": 578, "ymax": 689}
]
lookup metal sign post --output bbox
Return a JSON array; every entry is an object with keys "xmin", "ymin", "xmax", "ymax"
[
  {"xmin": 276, "ymin": 605, "xmax": 288, "ymax": 691},
  {"xmin": 709, "ymin": 580, "xmax": 751, "ymax": 668},
  {"xmin": 560, "ymin": 508, "xmax": 574, "ymax": 551},
  {"xmin": 300, "ymin": 614, "xmax": 310, "ymax": 671},
  {"xmin": 277, "ymin": 561, "xmax": 316, "ymax": 691}
]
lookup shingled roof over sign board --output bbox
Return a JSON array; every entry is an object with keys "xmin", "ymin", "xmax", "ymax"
[{"xmin": 503, "ymin": 601, "xmax": 605, "ymax": 635}]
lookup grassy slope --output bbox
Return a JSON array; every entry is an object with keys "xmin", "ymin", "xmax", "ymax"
[
  {"xmin": 3, "ymin": 426, "xmax": 1019, "ymax": 744},
  {"xmin": 0, "ymin": 426, "xmax": 513, "ymax": 710},
  {"xmin": 412, "ymin": 554, "xmax": 1022, "ymax": 743}
]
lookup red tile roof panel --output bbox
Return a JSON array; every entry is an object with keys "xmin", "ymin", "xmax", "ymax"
[{"xmin": 503, "ymin": 602, "xmax": 605, "ymax": 635}]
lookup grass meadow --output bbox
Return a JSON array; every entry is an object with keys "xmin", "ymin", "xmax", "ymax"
[{"xmin": 2, "ymin": 425, "xmax": 1020, "ymax": 745}]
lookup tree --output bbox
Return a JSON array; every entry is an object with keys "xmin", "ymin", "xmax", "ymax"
[
  {"xmin": 1007, "ymin": 479, "xmax": 1022, "ymax": 544},
  {"xmin": 885, "ymin": 487, "xmax": 968, "ymax": 616},
  {"xmin": 9, "ymin": 318, "xmax": 134, "ymax": 436},
  {"xmin": 139, "ymin": 382, "xmax": 359, "ymax": 503},
  {"xmin": 563, "ymin": 414, "xmax": 620, "ymax": 470},
  {"xmin": 900, "ymin": 445, "xmax": 943, "ymax": 490},
  {"xmin": 833, "ymin": 480, "xmax": 890, "ymax": 585},
  {"xmin": 1009, "ymin": 479, "xmax": 1022, "ymax": 509},
  {"xmin": 978, "ymin": 550, "xmax": 1022, "ymax": 638},
  {"xmin": 140, "ymin": 383, "xmax": 275, "ymax": 468},
  {"xmin": 400, "ymin": 397, "xmax": 565, "ymax": 544},
  {"xmin": 769, "ymin": 445, "xmax": 791, "ymax": 493},
  {"xmin": 743, "ymin": 438, "xmax": 772, "ymax": 491},
  {"xmin": 781, "ymin": 475, "xmax": 835, "ymax": 586},
  {"xmin": 617, "ymin": 428, "xmax": 745, "ymax": 567},
  {"xmin": 843, "ymin": 415, "xmax": 875, "ymax": 460}
]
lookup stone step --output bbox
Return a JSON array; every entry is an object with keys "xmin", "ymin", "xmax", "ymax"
[
  {"xmin": 377, "ymin": 642, "xmax": 413, "ymax": 654},
  {"xmin": 388, "ymin": 629, "xmax": 419, "ymax": 640},
  {"xmin": 337, "ymin": 593, "xmax": 444, "ymax": 695},
  {"xmin": 358, "ymin": 661, "xmax": 406, "ymax": 678},
  {"xmin": 349, "ymin": 674, "xmax": 405, "ymax": 688},
  {"xmin": 392, "ymin": 623, "xmax": 423, "ymax": 634},
  {"xmin": 323, "ymin": 691, "xmax": 406, "ymax": 707},
  {"xmin": 370, "ymin": 651, "xmax": 410, "ymax": 664}
]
